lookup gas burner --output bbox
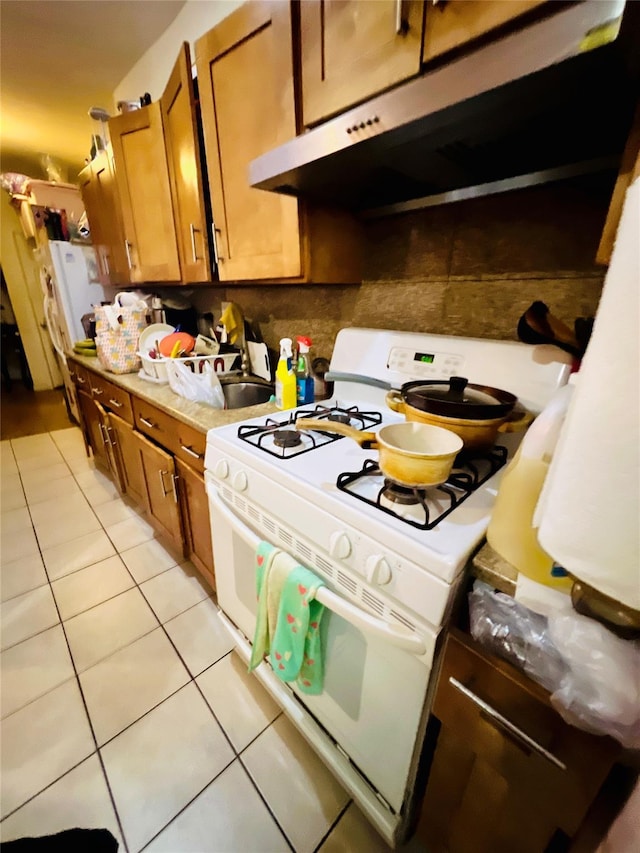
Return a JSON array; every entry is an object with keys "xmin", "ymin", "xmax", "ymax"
[
  {"xmin": 337, "ymin": 449, "xmax": 508, "ymax": 530},
  {"xmin": 381, "ymin": 480, "xmax": 424, "ymax": 506},
  {"xmin": 237, "ymin": 405, "xmax": 382, "ymax": 459},
  {"xmin": 273, "ymin": 428, "xmax": 302, "ymax": 448}
]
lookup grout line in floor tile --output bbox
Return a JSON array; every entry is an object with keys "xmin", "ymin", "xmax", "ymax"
[
  {"xmin": 236, "ymin": 752, "xmax": 298, "ymax": 853},
  {"xmin": 0, "ymin": 752, "xmax": 102, "ymax": 824},
  {"xmin": 135, "ymin": 755, "xmax": 239, "ymax": 853},
  {"xmin": 3, "ymin": 429, "xmax": 311, "ymax": 853},
  {"xmin": 5, "ymin": 432, "xmax": 132, "ymax": 853},
  {"xmin": 312, "ymin": 799, "xmax": 353, "ymax": 853}
]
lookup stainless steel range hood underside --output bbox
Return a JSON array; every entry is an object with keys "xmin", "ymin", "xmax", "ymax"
[{"xmin": 250, "ymin": 1, "xmax": 639, "ymax": 213}]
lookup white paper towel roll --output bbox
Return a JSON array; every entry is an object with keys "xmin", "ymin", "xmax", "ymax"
[{"xmin": 536, "ymin": 177, "xmax": 640, "ymax": 609}]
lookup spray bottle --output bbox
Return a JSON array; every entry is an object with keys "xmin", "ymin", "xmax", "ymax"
[
  {"xmin": 295, "ymin": 336, "xmax": 315, "ymax": 405},
  {"xmin": 275, "ymin": 338, "xmax": 297, "ymax": 410}
]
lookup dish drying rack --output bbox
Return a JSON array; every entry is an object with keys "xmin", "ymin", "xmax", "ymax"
[{"xmin": 138, "ymin": 351, "xmax": 240, "ymax": 384}]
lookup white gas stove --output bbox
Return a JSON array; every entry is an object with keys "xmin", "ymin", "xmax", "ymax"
[{"xmin": 204, "ymin": 328, "xmax": 571, "ymax": 845}]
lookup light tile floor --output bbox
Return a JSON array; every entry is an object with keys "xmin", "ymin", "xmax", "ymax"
[{"xmin": 0, "ymin": 427, "xmax": 425, "ymax": 852}]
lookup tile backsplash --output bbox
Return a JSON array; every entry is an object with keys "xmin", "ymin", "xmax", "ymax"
[{"xmin": 187, "ymin": 178, "xmax": 610, "ymax": 364}]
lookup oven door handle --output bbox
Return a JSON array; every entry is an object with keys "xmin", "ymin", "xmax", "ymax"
[{"xmin": 210, "ymin": 490, "xmax": 428, "ymax": 657}]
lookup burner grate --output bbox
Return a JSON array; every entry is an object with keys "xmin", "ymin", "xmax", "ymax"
[
  {"xmin": 237, "ymin": 405, "xmax": 382, "ymax": 459},
  {"xmin": 336, "ymin": 447, "xmax": 508, "ymax": 529}
]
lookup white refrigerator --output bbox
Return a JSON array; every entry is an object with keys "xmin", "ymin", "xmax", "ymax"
[{"xmin": 39, "ymin": 240, "xmax": 113, "ymax": 422}]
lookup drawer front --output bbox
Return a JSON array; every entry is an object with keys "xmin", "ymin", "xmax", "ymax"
[
  {"xmin": 69, "ymin": 361, "xmax": 91, "ymax": 390},
  {"xmin": 132, "ymin": 398, "xmax": 180, "ymax": 454},
  {"xmin": 88, "ymin": 373, "xmax": 134, "ymax": 424},
  {"xmin": 173, "ymin": 421, "xmax": 206, "ymax": 475}
]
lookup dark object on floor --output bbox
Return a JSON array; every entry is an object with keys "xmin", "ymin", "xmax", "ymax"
[{"xmin": 0, "ymin": 827, "xmax": 118, "ymax": 852}]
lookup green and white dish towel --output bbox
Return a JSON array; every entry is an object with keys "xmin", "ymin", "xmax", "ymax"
[{"xmin": 249, "ymin": 541, "xmax": 326, "ymax": 694}]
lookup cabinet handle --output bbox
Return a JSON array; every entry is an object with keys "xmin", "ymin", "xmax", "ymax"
[
  {"xmin": 189, "ymin": 224, "xmax": 200, "ymax": 263},
  {"xmin": 158, "ymin": 469, "xmax": 169, "ymax": 497},
  {"xmin": 69, "ymin": 370, "xmax": 76, "ymax": 381},
  {"xmin": 448, "ymin": 678, "xmax": 567, "ymax": 771},
  {"xmin": 395, "ymin": 0, "xmax": 409, "ymax": 34},
  {"xmin": 211, "ymin": 224, "xmax": 224, "ymax": 264},
  {"xmin": 124, "ymin": 240, "xmax": 134, "ymax": 269},
  {"xmin": 140, "ymin": 416, "xmax": 156, "ymax": 429},
  {"xmin": 98, "ymin": 422, "xmax": 109, "ymax": 448},
  {"xmin": 76, "ymin": 375, "xmax": 86, "ymax": 385},
  {"xmin": 171, "ymin": 473, "xmax": 179, "ymax": 503},
  {"xmin": 180, "ymin": 444, "xmax": 202, "ymax": 460},
  {"xmin": 91, "ymin": 387, "xmax": 103, "ymax": 395},
  {"xmin": 106, "ymin": 426, "xmax": 117, "ymax": 446},
  {"xmin": 103, "ymin": 253, "xmax": 110, "ymax": 276},
  {"xmin": 108, "ymin": 398, "xmax": 123, "ymax": 408}
]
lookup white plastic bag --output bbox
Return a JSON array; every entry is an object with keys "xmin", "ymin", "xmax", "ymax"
[
  {"xmin": 469, "ymin": 581, "xmax": 640, "ymax": 747},
  {"xmin": 547, "ymin": 611, "xmax": 640, "ymax": 748},
  {"xmin": 165, "ymin": 360, "xmax": 225, "ymax": 409}
]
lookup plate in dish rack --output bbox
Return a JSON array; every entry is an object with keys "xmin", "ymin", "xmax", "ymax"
[{"xmin": 138, "ymin": 323, "xmax": 175, "ymax": 353}]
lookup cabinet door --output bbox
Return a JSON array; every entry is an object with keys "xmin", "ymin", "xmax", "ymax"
[
  {"xmin": 109, "ymin": 103, "xmax": 181, "ymax": 283},
  {"xmin": 300, "ymin": 0, "xmax": 425, "ymax": 127},
  {"xmin": 195, "ymin": 1, "xmax": 303, "ymax": 281},
  {"xmin": 134, "ymin": 430, "xmax": 183, "ymax": 551},
  {"xmin": 107, "ymin": 412, "xmax": 148, "ymax": 509},
  {"xmin": 161, "ymin": 43, "xmax": 212, "ymax": 283},
  {"xmin": 77, "ymin": 389, "xmax": 110, "ymax": 474},
  {"xmin": 422, "ymin": 0, "xmax": 547, "ymax": 64},
  {"xmin": 89, "ymin": 150, "xmax": 130, "ymax": 285},
  {"xmin": 416, "ymin": 632, "xmax": 619, "ymax": 853},
  {"xmin": 175, "ymin": 458, "xmax": 214, "ymax": 589}
]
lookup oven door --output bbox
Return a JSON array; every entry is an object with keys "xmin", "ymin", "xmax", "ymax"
[{"xmin": 207, "ymin": 483, "xmax": 437, "ymax": 840}]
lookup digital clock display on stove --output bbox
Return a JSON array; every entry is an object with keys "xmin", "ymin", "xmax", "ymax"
[{"xmin": 414, "ymin": 352, "xmax": 435, "ymax": 364}]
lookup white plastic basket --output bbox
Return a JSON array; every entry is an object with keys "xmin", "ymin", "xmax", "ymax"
[{"xmin": 138, "ymin": 352, "xmax": 238, "ymax": 383}]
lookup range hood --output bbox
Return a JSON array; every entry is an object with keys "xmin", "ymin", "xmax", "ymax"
[{"xmin": 250, "ymin": 0, "xmax": 639, "ymax": 214}]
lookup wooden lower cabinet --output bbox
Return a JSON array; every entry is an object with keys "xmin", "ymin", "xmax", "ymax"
[
  {"xmin": 176, "ymin": 459, "xmax": 215, "ymax": 590},
  {"xmin": 70, "ymin": 359, "xmax": 215, "ymax": 588},
  {"xmin": 134, "ymin": 431, "xmax": 183, "ymax": 554},
  {"xmin": 416, "ymin": 631, "xmax": 620, "ymax": 853}
]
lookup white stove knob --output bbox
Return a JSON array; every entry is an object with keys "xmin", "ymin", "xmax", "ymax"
[
  {"xmin": 232, "ymin": 470, "xmax": 248, "ymax": 492},
  {"xmin": 366, "ymin": 555, "xmax": 392, "ymax": 586},
  {"xmin": 214, "ymin": 459, "xmax": 229, "ymax": 479},
  {"xmin": 329, "ymin": 531, "xmax": 352, "ymax": 559}
]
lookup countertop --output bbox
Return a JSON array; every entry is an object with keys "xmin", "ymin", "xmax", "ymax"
[
  {"xmin": 69, "ymin": 354, "xmax": 279, "ymax": 433},
  {"xmin": 471, "ymin": 542, "xmax": 518, "ymax": 595}
]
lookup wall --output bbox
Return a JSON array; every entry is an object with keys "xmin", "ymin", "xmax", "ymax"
[
  {"xmin": 181, "ymin": 176, "xmax": 608, "ymax": 365},
  {"xmin": 113, "ymin": 0, "xmax": 243, "ymax": 107}
]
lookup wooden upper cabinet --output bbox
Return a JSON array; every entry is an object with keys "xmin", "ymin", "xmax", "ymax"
[
  {"xmin": 195, "ymin": 1, "xmax": 363, "ymax": 284},
  {"xmin": 161, "ymin": 43, "xmax": 213, "ymax": 283},
  {"xmin": 79, "ymin": 149, "xmax": 129, "ymax": 287},
  {"xmin": 109, "ymin": 103, "xmax": 181, "ymax": 283},
  {"xmin": 422, "ymin": 0, "xmax": 547, "ymax": 64},
  {"xmin": 300, "ymin": 0, "xmax": 425, "ymax": 127},
  {"xmin": 196, "ymin": 1, "xmax": 304, "ymax": 281}
]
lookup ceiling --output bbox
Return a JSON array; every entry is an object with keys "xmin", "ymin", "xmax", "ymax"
[{"xmin": 0, "ymin": 0, "xmax": 186, "ymax": 180}]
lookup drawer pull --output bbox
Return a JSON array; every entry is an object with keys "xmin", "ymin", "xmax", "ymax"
[
  {"xmin": 92, "ymin": 387, "xmax": 104, "ymax": 395},
  {"xmin": 158, "ymin": 469, "xmax": 169, "ymax": 497},
  {"xmin": 140, "ymin": 416, "xmax": 156, "ymax": 429},
  {"xmin": 180, "ymin": 444, "xmax": 202, "ymax": 460},
  {"xmin": 109, "ymin": 398, "xmax": 123, "ymax": 408},
  {"xmin": 449, "ymin": 678, "xmax": 567, "ymax": 771},
  {"xmin": 76, "ymin": 376, "xmax": 86, "ymax": 384}
]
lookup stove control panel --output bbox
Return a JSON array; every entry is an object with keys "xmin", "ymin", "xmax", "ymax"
[{"xmin": 387, "ymin": 346, "xmax": 465, "ymax": 380}]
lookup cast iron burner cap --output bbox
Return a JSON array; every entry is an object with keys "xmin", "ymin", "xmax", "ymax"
[
  {"xmin": 381, "ymin": 480, "xmax": 425, "ymax": 506},
  {"xmin": 328, "ymin": 411, "xmax": 351, "ymax": 424},
  {"xmin": 273, "ymin": 428, "xmax": 302, "ymax": 448}
]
